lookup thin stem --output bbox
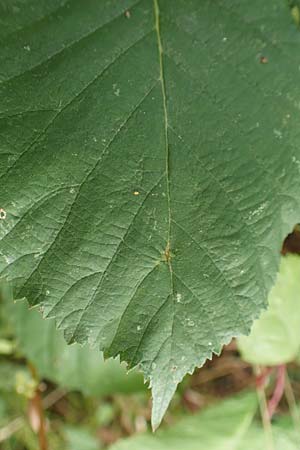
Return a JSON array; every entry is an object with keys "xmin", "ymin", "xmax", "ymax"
[
  {"xmin": 255, "ymin": 367, "xmax": 274, "ymax": 389},
  {"xmin": 285, "ymin": 372, "xmax": 300, "ymax": 432},
  {"xmin": 267, "ymin": 365, "xmax": 285, "ymax": 419},
  {"xmin": 0, "ymin": 418, "xmax": 24, "ymax": 442},
  {"xmin": 0, "ymin": 388, "xmax": 66, "ymax": 443},
  {"xmin": 28, "ymin": 363, "xmax": 48, "ymax": 450},
  {"xmin": 30, "ymin": 391, "xmax": 48, "ymax": 450},
  {"xmin": 255, "ymin": 366, "xmax": 274, "ymax": 450}
]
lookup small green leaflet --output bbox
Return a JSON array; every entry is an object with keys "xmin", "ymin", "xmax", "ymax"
[
  {"xmin": 1, "ymin": 0, "xmax": 300, "ymax": 428},
  {"xmin": 238, "ymin": 254, "xmax": 300, "ymax": 365}
]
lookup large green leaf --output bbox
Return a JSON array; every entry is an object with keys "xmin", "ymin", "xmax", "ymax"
[
  {"xmin": 1, "ymin": 0, "xmax": 300, "ymax": 427},
  {"xmin": 238, "ymin": 255, "xmax": 300, "ymax": 365}
]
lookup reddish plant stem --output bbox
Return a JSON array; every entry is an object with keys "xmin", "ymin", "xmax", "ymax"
[
  {"xmin": 255, "ymin": 367, "xmax": 274, "ymax": 389},
  {"xmin": 267, "ymin": 365, "xmax": 286, "ymax": 419},
  {"xmin": 255, "ymin": 366, "xmax": 274, "ymax": 450},
  {"xmin": 28, "ymin": 363, "xmax": 48, "ymax": 450},
  {"xmin": 30, "ymin": 391, "xmax": 48, "ymax": 450},
  {"xmin": 0, "ymin": 389, "xmax": 66, "ymax": 443}
]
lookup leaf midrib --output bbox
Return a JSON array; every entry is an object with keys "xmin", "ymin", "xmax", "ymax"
[
  {"xmin": 153, "ymin": 0, "xmax": 177, "ymax": 425},
  {"xmin": 153, "ymin": 0, "xmax": 173, "ymax": 286}
]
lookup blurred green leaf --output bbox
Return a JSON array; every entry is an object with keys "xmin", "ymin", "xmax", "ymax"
[
  {"xmin": 0, "ymin": 339, "xmax": 14, "ymax": 355},
  {"xmin": 110, "ymin": 394, "xmax": 257, "ymax": 450},
  {"xmin": 110, "ymin": 393, "xmax": 300, "ymax": 450},
  {"xmin": 14, "ymin": 301, "xmax": 145, "ymax": 396},
  {"xmin": 238, "ymin": 255, "xmax": 300, "ymax": 365},
  {"xmin": 1, "ymin": 279, "xmax": 145, "ymax": 396},
  {"xmin": 237, "ymin": 418, "xmax": 300, "ymax": 450},
  {"xmin": 0, "ymin": 361, "xmax": 22, "ymax": 393},
  {"xmin": 95, "ymin": 402, "xmax": 116, "ymax": 427},
  {"xmin": 15, "ymin": 370, "xmax": 37, "ymax": 399},
  {"xmin": 64, "ymin": 427, "xmax": 100, "ymax": 450}
]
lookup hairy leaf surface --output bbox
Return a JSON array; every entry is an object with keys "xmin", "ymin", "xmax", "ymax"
[{"xmin": 1, "ymin": 0, "xmax": 300, "ymax": 427}]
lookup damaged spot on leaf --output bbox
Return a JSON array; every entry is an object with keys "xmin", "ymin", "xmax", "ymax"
[
  {"xmin": 260, "ymin": 56, "xmax": 268, "ymax": 64},
  {"xmin": 0, "ymin": 208, "xmax": 6, "ymax": 220}
]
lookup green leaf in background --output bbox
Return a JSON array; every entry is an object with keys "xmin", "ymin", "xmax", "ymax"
[
  {"xmin": 14, "ymin": 301, "xmax": 145, "ymax": 396},
  {"xmin": 64, "ymin": 427, "xmax": 99, "ymax": 450},
  {"xmin": 238, "ymin": 255, "xmax": 300, "ymax": 366},
  {"xmin": 1, "ymin": 0, "xmax": 300, "ymax": 427},
  {"xmin": 1, "ymin": 281, "xmax": 144, "ymax": 396},
  {"xmin": 110, "ymin": 393, "xmax": 257, "ymax": 450},
  {"xmin": 111, "ymin": 393, "xmax": 300, "ymax": 450},
  {"xmin": 0, "ymin": 361, "xmax": 22, "ymax": 393},
  {"xmin": 237, "ymin": 419, "xmax": 300, "ymax": 450}
]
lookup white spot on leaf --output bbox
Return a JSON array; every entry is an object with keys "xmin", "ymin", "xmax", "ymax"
[
  {"xmin": 292, "ymin": 156, "xmax": 300, "ymax": 173},
  {"xmin": 113, "ymin": 83, "xmax": 120, "ymax": 96},
  {"xmin": 273, "ymin": 128, "xmax": 282, "ymax": 139},
  {"xmin": 176, "ymin": 293, "xmax": 182, "ymax": 303},
  {"xmin": 186, "ymin": 318, "xmax": 194, "ymax": 327}
]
